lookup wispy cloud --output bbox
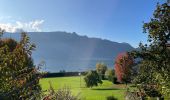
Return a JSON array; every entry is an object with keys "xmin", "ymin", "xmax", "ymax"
[
  {"xmin": 0, "ymin": 20, "xmax": 44, "ymax": 33},
  {"xmin": 0, "ymin": 16, "xmax": 12, "ymax": 20}
]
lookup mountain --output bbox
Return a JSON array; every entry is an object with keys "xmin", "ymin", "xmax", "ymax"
[{"xmin": 4, "ymin": 32, "xmax": 134, "ymax": 72}]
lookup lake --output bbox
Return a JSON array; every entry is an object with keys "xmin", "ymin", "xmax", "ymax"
[{"xmin": 34, "ymin": 58, "xmax": 114, "ymax": 72}]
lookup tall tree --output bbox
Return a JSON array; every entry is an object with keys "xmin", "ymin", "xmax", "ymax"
[
  {"xmin": 96, "ymin": 63, "xmax": 107, "ymax": 79},
  {"xmin": 0, "ymin": 30, "xmax": 42, "ymax": 99},
  {"xmin": 131, "ymin": 1, "xmax": 170, "ymax": 98},
  {"xmin": 114, "ymin": 52, "xmax": 134, "ymax": 84}
]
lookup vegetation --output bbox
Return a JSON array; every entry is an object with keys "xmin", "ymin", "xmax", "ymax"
[
  {"xmin": 131, "ymin": 1, "xmax": 170, "ymax": 98},
  {"xmin": 105, "ymin": 69, "xmax": 115, "ymax": 83},
  {"xmin": 114, "ymin": 52, "xmax": 134, "ymax": 84},
  {"xmin": 40, "ymin": 76, "xmax": 127, "ymax": 100},
  {"xmin": 124, "ymin": 91, "xmax": 141, "ymax": 100},
  {"xmin": 106, "ymin": 96, "xmax": 118, "ymax": 100},
  {"xmin": 43, "ymin": 81, "xmax": 80, "ymax": 100},
  {"xmin": 96, "ymin": 63, "xmax": 107, "ymax": 79},
  {"xmin": 84, "ymin": 70, "xmax": 102, "ymax": 88},
  {"xmin": 0, "ymin": 1, "xmax": 169, "ymax": 100},
  {"xmin": 0, "ymin": 30, "xmax": 42, "ymax": 99}
]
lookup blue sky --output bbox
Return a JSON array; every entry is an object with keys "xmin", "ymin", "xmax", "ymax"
[{"xmin": 0, "ymin": 0, "xmax": 166, "ymax": 47}]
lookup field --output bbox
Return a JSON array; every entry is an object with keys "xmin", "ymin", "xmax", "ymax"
[{"xmin": 40, "ymin": 76, "xmax": 128, "ymax": 100}]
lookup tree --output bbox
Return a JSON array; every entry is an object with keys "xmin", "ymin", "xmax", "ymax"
[
  {"xmin": 105, "ymin": 69, "xmax": 115, "ymax": 82},
  {"xmin": 84, "ymin": 70, "xmax": 102, "ymax": 88},
  {"xmin": 131, "ymin": 1, "xmax": 170, "ymax": 98},
  {"xmin": 114, "ymin": 52, "xmax": 134, "ymax": 84},
  {"xmin": 0, "ymin": 30, "xmax": 42, "ymax": 99},
  {"xmin": 96, "ymin": 63, "xmax": 107, "ymax": 79}
]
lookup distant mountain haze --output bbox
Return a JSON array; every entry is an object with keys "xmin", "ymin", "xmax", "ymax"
[{"xmin": 4, "ymin": 32, "xmax": 134, "ymax": 72}]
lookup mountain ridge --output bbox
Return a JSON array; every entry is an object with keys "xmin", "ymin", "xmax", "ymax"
[
  {"xmin": 29, "ymin": 31, "xmax": 134, "ymax": 47},
  {"xmin": 4, "ymin": 31, "xmax": 134, "ymax": 72}
]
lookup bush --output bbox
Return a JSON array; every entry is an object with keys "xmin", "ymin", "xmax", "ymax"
[
  {"xmin": 106, "ymin": 96, "xmax": 118, "ymax": 100},
  {"xmin": 125, "ymin": 91, "xmax": 141, "ymax": 100},
  {"xmin": 105, "ymin": 69, "xmax": 115, "ymax": 82},
  {"xmin": 84, "ymin": 70, "xmax": 102, "ymax": 88},
  {"xmin": 43, "ymin": 81, "xmax": 80, "ymax": 100},
  {"xmin": 112, "ymin": 77, "xmax": 120, "ymax": 84}
]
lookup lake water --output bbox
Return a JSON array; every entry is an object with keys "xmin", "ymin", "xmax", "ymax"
[{"xmin": 34, "ymin": 59, "xmax": 114, "ymax": 72}]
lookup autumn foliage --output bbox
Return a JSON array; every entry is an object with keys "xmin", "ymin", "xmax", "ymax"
[
  {"xmin": 114, "ymin": 52, "xmax": 133, "ymax": 83},
  {"xmin": 0, "ymin": 31, "xmax": 42, "ymax": 99}
]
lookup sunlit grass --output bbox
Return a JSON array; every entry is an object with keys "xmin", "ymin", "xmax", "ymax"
[{"xmin": 40, "ymin": 76, "xmax": 128, "ymax": 100}]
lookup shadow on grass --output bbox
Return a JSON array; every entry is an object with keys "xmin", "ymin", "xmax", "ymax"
[{"xmin": 91, "ymin": 88, "xmax": 120, "ymax": 90}]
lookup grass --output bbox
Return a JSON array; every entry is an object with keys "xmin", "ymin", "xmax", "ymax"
[{"xmin": 40, "ymin": 76, "xmax": 127, "ymax": 100}]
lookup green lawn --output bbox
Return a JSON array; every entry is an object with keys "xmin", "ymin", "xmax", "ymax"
[{"xmin": 40, "ymin": 76, "xmax": 127, "ymax": 100}]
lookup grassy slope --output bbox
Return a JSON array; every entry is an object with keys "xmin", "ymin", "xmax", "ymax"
[{"xmin": 40, "ymin": 76, "xmax": 126, "ymax": 100}]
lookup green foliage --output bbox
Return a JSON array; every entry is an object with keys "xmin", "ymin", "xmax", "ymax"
[
  {"xmin": 125, "ymin": 91, "xmax": 141, "ymax": 100},
  {"xmin": 96, "ymin": 63, "xmax": 107, "ymax": 79},
  {"xmin": 106, "ymin": 96, "xmax": 118, "ymax": 100},
  {"xmin": 84, "ymin": 70, "xmax": 102, "ymax": 88},
  {"xmin": 40, "ymin": 77, "xmax": 126, "ymax": 100},
  {"xmin": 105, "ymin": 69, "xmax": 115, "ymax": 82},
  {"xmin": 43, "ymin": 81, "xmax": 80, "ymax": 100},
  {"xmin": 131, "ymin": 1, "xmax": 170, "ymax": 97},
  {"xmin": 0, "ymin": 31, "xmax": 41, "ymax": 99}
]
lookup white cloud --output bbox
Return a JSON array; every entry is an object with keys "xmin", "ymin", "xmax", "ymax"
[{"xmin": 0, "ymin": 20, "xmax": 44, "ymax": 33}]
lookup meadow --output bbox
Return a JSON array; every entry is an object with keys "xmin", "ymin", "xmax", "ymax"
[{"xmin": 40, "ymin": 76, "xmax": 128, "ymax": 100}]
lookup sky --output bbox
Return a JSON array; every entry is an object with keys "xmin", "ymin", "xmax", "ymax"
[{"xmin": 0, "ymin": 0, "xmax": 166, "ymax": 47}]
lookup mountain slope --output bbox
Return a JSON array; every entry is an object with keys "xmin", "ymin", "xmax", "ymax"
[{"xmin": 4, "ymin": 32, "xmax": 134, "ymax": 72}]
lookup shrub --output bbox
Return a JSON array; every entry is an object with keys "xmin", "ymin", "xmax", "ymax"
[
  {"xmin": 112, "ymin": 77, "xmax": 120, "ymax": 84},
  {"xmin": 106, "ymin": 96, "xmax": 118, "ymax": 100},
  {"xmin": 43, "ymin": 81, "xmax": 80, "ymax": 100},
  {"xmin": 105, "ymin": 69, "xmax": 115, "ymax": 82},
  {"xmin": 84, "ymin": 70, "xmax": 102, "ymax": 88},
  {"xmin": 125, "ymin": 91, "xmax": 141, "ymax": 100}
]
